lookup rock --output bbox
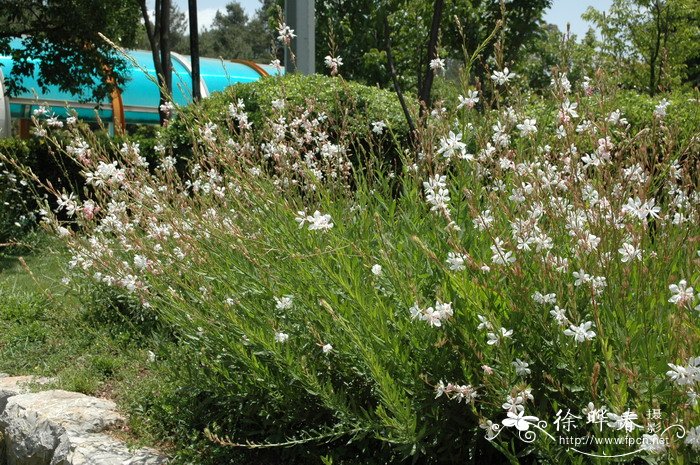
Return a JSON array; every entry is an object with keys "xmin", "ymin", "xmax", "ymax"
[
  {"xmin": 0, "ymin": 390, "xmax": 167, "ymax": 465},
  {"xmin": 0, "ymin": 376, "xmax": 35, "ymax": 413},
  {"xmin": 52, "ymin": 433, "xmax": 166, "ymax": 465}
]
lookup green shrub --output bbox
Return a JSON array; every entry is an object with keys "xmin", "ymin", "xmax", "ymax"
[
  {"xmin": 0, "ymin": 127, "xmax": 161, "ymax": 248},
  {"xmin": 164, "ymin": 73, "xmax": 415, "ymax": 169},
  {"xmin": 31, "ymin": 69, "xmax": 700, "ymax": 463},
  {"xmin": 0, "ymin": 138, "xmax": 70, "ymax": 245}
]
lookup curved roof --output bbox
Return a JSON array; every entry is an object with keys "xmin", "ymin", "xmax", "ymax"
[{"xmin": 0, "ymin": 39, "xmax": 281, "ymax": 125}]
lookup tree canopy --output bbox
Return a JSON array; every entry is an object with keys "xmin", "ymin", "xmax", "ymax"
[{"xmin": 0, "ymin": 0, "xmax": 141, "ymax": 102}]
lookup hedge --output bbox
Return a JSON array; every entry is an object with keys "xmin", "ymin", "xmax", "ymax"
[{"xmin": 164, "ymin": 73, "xmax": 415, "ymax": 168}]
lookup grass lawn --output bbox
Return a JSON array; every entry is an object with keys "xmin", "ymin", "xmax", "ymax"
[{"xmin": 0, "ymin": 233, "xmax": 160, "ymax": 427}]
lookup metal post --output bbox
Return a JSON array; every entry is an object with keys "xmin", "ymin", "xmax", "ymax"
[
  {"xmin": 0, "ymin": 69, "xmax": 10, "ymax": 138},
  {"xmin": 285, "ymin": 0, "xmax": 315, "ymax": 75}
]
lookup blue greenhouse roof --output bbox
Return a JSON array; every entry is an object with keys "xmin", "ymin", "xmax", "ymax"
[{"xmin": 0, "ymin": 39, "xmax": 282, "ymax": 125}]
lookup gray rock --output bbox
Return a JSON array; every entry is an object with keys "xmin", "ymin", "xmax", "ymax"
[
  {"xmin": 0, "ymin": 376, "xmax": 35, "ymax": 413},
  {"xmin": 0, "ymin": 390, "xmax": 166, "ymax": 465},
  {"xmin": 51, "ymin": 433, "xmax": 166, "ymax": 465}
]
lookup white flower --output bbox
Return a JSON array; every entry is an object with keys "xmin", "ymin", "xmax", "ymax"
[
  {"xmin": 423, "ymin": 174, "xmax": 451, "ymax": 212},
  {"xmin": 134, "ymin": 254, "xmax": 149, "ymax": 271},
  {"xmin": 552, "ymin": 73, "xmax": 571, "ymax": 93},
  {"xmin": 654, "ymin": 98, "xmax": 670, "ymax": 119},
  {"xmin": 295, "ymin": 210, "xmax": 308, "ymax": 228},
  {"xmin": 322, "ymin": 343, "xmax": 333, "ymax": 354},
  {"xmin": 641, "ymin": 434, "xmax": 666, "ymax": 453},
  {"xmin": 324, "ymin": 55, "xmax": 343, "ymax": 76},
  {"xmin": 274, "ymin": 332, "xmax": 289, "ymax": 343},
  {"xmin": 275, "ymin": 295, "xmax": 294, "ymax": 310},
  {"xmin": 516, "ymin": 118, "xmax": 537, "ymax": 137},
  {"xmin": 512, "ymin": 358, "xmax": 531, "ymax": 377},
  {"xmin": 437, "ymin": 131, "xmax": 466, "ymax": 159},
  {"xmin": 502, "ymin": 395, "xmax": 525, "ymax": 413},
  {"xmin": 490, "ymin": 237, "xmax": 516, "ymax": 265},
  {"xmin": 429, "ymin": 57, "xmax": 446, "ymax": 74},
  {"xmin": 532, "ymin": 292, "xmax": 556, "ymax": 305},
  {"xmin": 413, "ymin": 301, "xmax": 453, "ymax": 327},
  {"xmin": 573, "ymin": 269, "xmax": 591, "ymax": 287},
  {"xmin": 491, "ymin": 67, "xmax": 516, "ymax": 85},
  {"xmin": 270, "ymin": 59, "xmax": 282, "ymax": 71},
  {"xmin": 277, "ymin": 23, "xmax": 296, "ymax": 44},
  {"xmin": 306, "ymin": 210, "xmax": 334, "ymax": 231},
  {"xmin": 607, "ymin": 109, "xmax": 628, "ymax": 126},
  {"xmin": 502, "ymin": 410, "xmax": 539, "ymax": 431},
  {"xmin": 477, "ymin": 314, "xmax": 492, "ymax": 331},
  {"xmin": 550, "ymin": 306, "xmax": 569, "ymax": 326},
  {"xmin": 371, "ymin": 121, "xmax": 387, "ymax": 134},
  {"xmin": 474, "ymin": 210, "xmax": 494, "ymax": 231},
  {"xmin": 668, "ymin": 279, "xmax": 694, "ymax": 307},
  {"xmin": 685, "ymin": 426, "xmax": 700, "ymax": 451},
  {"xmin": 666, "ymin": 363, "xmax": 693, "ymax": 386},
  {"xmin": 559, "ymin": 100, "xmax": 579, "ymax": 121},
  {"xmin": 622, "ymin": 196, "xmax": 661, "ymax": 220},
  {"xmin": 446, "ymin": 252, "xmax": 467, "ymax": 271},
  {"xmin": 556, "ymin": 125, "xmax": 567, "ymax": 139},
  {"xmin": 618, "ymin": 243, "xmax": 642, "ymax": 263},
  {"xmin": 371, "ymin": 264, "xmax": 383, "ymax": 276},
  {"xmin": 563, "ymin": 321, "xmax": 596, "ymax": 343},
  {"xmin": 435, "ymin": 301, "xmax": 453, "ymax": 319},
  {"xmin": 147, "ymin": 351, "xmax": 156, "ymax": 363},
  {"xmin": 487, "ymin": 327, "xmax": 513, "ymax": 345},
  {"xmin": 457, "ymin": 90, "xmax": 479, "ymax": 110}
]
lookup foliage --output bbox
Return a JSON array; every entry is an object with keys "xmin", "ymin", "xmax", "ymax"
[
  {"xmin": 26, "ymin": 55, "xmax": 700, "ymax": 464},
  {"xmin": 583, "ymin": 0, "xmax": 700, "ymax": 95},
  {"xmin": 0, "ymin": 126, "xmax": 160, "ymax": 247},
  {"xmin": 0, "ymin": 137, "xmax": 79, "ymax": 246},
  {"xmin": 198, "ymin": 0, "xmax": 276, "ymax": 61},
  {"xmin": 314, "ymin": 0, "xmax": 552, "ymax": 93},
  {"xmin": 134, "ymin": 3, "xmax": 190, "ymax": 55},
  {"xmin": 163, "ymin": 73, "xmax": 415, "ymax": 169},
  {"xmin": 514, "ymin": 25, "xmax": 599, "ymax": 92},
  {"xmin": 0, "ymin": 234, "xmax": 156, "ymax": 397},
  {"xmin": 0, "ymin": 0, "xmax": 141, "ymax": 102}
]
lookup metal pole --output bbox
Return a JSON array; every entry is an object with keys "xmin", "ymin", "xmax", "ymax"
[
  {"xmin": 188, "ymin": 0, "xmax": 201, "ymax": 101},
  {"xmin": 285, "ymin": 0, "xmax": 315, "ymax": 74},
  {"xmin": 0, "ymin": 69, "xmax": 10, "ymax": 138}
]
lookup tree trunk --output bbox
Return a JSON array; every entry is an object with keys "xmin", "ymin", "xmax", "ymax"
[
  {"xmin": 649, "ymin": 0, "xmax": 662, "ymax": 96},
  {"xmin": 188, "ymin": 0, "xmax": 201, "ymax": 101},
  {"xmin": 160, "ymin": 0, "xmax": 172, "ymax": 103},
  {"xmin": 418, "ymin": 0, "xmax": 445, "ymax": 118},
  {"xmin": 138, "ymin": 0, "xmax": 172, "ymax": 124}
]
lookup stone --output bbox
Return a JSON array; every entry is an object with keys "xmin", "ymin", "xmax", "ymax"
[
  {"xmin": 0, "ymin": 390, "xmax": 166, "ymax": 465},
  {"xmin": 51, "ymin": 433, "xmax": 166, "ymax": 465},
  {"xmin": 0, "ymin": 377, "xmax": 35, "ymax": 413}
]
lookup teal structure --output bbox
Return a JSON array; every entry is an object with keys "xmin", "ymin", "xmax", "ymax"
[{"xmin": 0, "ymin": 39, "xmax": 281, "ymax": 131}]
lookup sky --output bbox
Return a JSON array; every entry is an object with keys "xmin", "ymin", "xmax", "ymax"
[{"xmin": 172, "ymin": 0, "xmax": 614, "ymax": 36}]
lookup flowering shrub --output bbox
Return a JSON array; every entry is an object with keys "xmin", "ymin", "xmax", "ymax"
[
  {"xmin": 162, "ymin": 73, "xmax": 415, "ymax": 170},
  {"xmin": 14, "ymin": 65, "xmax": 700, "ymax": 463}
]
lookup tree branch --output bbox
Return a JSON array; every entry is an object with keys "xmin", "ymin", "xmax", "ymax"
[{"xmin": 383, "ymin": 16, "xmax": 416, "ymax": 142}]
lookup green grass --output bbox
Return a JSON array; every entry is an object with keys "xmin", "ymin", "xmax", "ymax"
[{"xmin": 0, "ymin": 232, "xmax": 159, "ymax": 403}]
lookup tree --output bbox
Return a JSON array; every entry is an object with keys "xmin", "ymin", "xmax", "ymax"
[
  {"xmin": 584, "ymin": 0, "xmax": 700, "ymax": 95},
  {"xmin": 137, "ymin": 0, "xmax": 174, "ymax": 123},
  {"xmin": 314, "ymin": 0, "xmax": 552, "ymax": 93},
  {"xmin": 0, "ymin": 0, "xmax": 141, "ymax": 102},
  {"xmin": 198, "ymin": 1, "xmax": 274, "ymax": 61},
  {"xmin": 134, "ymin": 4, "xmax": 189, "ymax": 54},
  {"xmin": 515, "ymin": 24, "xmax": 599, "ymax": 92}
]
